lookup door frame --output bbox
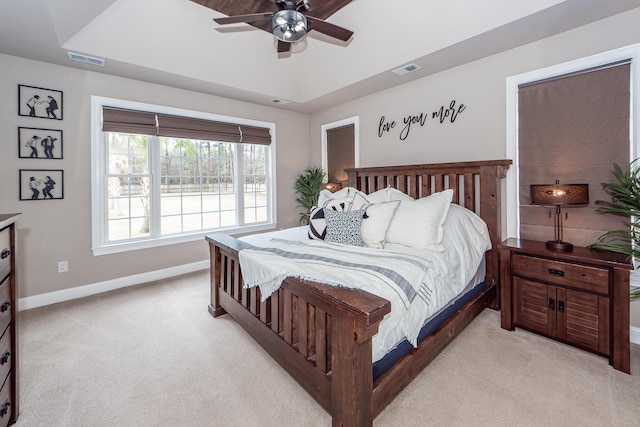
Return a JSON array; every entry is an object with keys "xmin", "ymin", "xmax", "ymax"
[{"xmin": 321, "ymin": 116, "xmax": 360, "ymax": 182}]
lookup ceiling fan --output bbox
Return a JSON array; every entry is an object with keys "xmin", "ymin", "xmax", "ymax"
[{"xmin": 212, "ymin": 0, "xmax": 354, "ymax": 53}]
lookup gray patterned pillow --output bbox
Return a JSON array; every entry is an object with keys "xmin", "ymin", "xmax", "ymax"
[
  {"xmin": 324, "ymin": 209, "xmax": 365, "ymax": 246},
  {"xmin": 308, "ymin": 200, "xmax": 350, "ymax": 240}
]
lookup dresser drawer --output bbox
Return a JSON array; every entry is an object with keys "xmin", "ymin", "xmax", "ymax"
[
  {"xmin": 0, "ymin": 330, "xmax": 10, "ymax": 389},
  {"xmin": 512, "ymin": 254, "xmax": 609, "ymax": 295},
  {"xmin": 0, "ymin": 279, "xmax": 10, "ymax": 335},
  {"xmin": 0, "ymin": 227, "xmax": 10, "ymax": 283},
  {"xmin": 0, "ymin": 374, "xmax": 12, "ymax": 427}
]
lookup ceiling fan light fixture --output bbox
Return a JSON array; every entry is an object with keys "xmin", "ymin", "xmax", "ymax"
[{"xmin": 272, "ymin": 10, "xmax": 307, "ymax": 43}]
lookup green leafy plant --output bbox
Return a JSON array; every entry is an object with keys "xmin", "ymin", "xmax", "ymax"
[
  {"xmin": 293, "ymin": 166, "xmax": 326, "ymax": 224},
  {"xmin": 589, "ymin": 159, "xmax": 640, "ymax": 299}
]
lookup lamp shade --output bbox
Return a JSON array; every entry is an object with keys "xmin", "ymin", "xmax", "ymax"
[
  {"xmin": 272, "ymin": 10, "xmax": 307, "ymax": 43},
  {"xmin": 530, "ymin": 181, "xmax": 589, "ymax": 206}
]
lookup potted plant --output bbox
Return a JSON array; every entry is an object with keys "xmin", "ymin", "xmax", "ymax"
[
  {"xmin": 589, "ymin": 159, "xmax": 640, "ymax": 299},
  {"xmin": 293, "ymin": 166, "xmax": 326, "ymax": 224}
]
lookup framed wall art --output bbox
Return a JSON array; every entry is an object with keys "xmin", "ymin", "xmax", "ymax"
[
  {"xmin": 18, "ymin": 84, "xmax": 63, "ymax": 120},
  {"xmin": 18, "ymin": 127, "xmax": 63, "ymax": 159},
  {"xmin": 19, "ymin": 169, "xmax": 64, "ymax": 201}
]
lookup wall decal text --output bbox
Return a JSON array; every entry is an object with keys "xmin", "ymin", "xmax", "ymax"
[{"xmin": 378, "ymin": 100, "xmax": 466, "ymax": 141}]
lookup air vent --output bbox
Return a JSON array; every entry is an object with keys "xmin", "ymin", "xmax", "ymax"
[
  {"xmin": 392, "ymin": 63, "xmax": 421, "ymax": 76},
  {"xmin": 67, "ymin": 52, "xmax": 105, "ymax": 67},
  {"xmin": 270, "ymin": 99, "xmax": 290, "ymax": 105}
]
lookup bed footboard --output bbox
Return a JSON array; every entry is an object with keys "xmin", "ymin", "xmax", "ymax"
[{"xmin": 206, "ymin": 233, "xmax": 391, "ymax": 426}]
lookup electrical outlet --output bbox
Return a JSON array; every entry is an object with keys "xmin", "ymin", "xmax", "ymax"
[{"xmin": 58, "ymin": 260, "xmax": 68, "ymax": 273}]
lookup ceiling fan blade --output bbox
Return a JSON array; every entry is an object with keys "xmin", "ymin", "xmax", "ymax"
[
  {"xmin": 306, "ymin": 16, "xmax": 353, "ymax": 42},
  {"xmin": 277, "ymin": 40, "xmax": 292, "ymax": 53},
  {"xmin": 213, "ymin": 13, "xmax": 273, "ymax": 25}
]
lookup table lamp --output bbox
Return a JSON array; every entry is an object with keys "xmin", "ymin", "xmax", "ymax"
[
  {"xmin": 323, "ymin": 182, "xmax": 342, "ymax": 192},
  {"xmin": 530, "ymin": 180, "xmax": 589, "ymax": 252}
]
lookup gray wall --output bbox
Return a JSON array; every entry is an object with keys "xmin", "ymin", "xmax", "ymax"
[
  {"xmin": 0, "ymin": 53, "xmax": 309, "ymax": 300},
  {"xmin": 308, "ymin": 8, "xmax": 640, "ymax": 327}
]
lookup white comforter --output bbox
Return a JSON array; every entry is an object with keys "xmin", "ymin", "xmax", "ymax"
[{"xmin": 240, "ymin": 218, "xmax": 490, "ymax": 362}]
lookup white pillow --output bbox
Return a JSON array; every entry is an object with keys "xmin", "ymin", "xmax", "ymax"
[
  {"xmin": 351, "ymin": 192, "xmax": 370, "ymax": 210},
  {"xmin": 360, "ymin": 201, "xmax": 400, "ymax": 248},
  {"xmin": 317, "ymin": 186, "xmax": 354, "ymax": 207},
  {"xmin": 365, "ymin": 188, "xmax": 389, "ymax": 203},
  {"xmin": 385, "ymin": 189, "xmax": 454, "ymax": 250},
  {"xmin": 387, "ymin": 187, "xmax": 414, "ymax": 202},
  {"xmin": 323, "ymin": 197, "xmax": 352, "ymax": 211}
]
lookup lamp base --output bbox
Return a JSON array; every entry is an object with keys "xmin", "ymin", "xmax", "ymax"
[{"xmin": 546, "ymin": 240, "xmax": 574, "ymax": 252}]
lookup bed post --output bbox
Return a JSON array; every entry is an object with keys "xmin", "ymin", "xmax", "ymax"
[
  {"xmin": 208, "ymin": 243, "xmax": 226, "ymax": 317},
  {"xmin": 478, "ymin": 162, "xmax": 510, "ymax": 310},
  {"xmin": 330, "ymin": 313, "xmax": 379, "ymax": 427}
]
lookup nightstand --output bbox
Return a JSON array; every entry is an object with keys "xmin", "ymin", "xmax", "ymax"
[{"xmin": 499, "ymin": 238, "xmax": 633, "ymax": 373}]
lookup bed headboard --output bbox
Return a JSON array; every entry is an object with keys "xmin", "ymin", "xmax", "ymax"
[{"xmin": 346, "ymin": 159, "xmax": 512, "ymax": 303}]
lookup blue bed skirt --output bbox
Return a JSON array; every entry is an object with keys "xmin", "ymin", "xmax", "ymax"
[{"xmin": 372, "ymin": 280, "xmax": 487, "ymax": 382}]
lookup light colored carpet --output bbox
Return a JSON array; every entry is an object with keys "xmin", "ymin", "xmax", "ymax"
[{"xmin": 15, "ymin": 271, "xmax": 640, "ymax": 426}]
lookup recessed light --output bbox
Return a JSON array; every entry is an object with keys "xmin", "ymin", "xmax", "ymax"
[
  {"xmin": 392, "ymin": 63, "xmax": 421, "ymax": 76},
  {"xmin": 67, "ymin": 52, "xmax": 105, "ymax": 67},
  {"xmin": 270, "ymin": 99, "xmax": 290, "ymax": 105}
]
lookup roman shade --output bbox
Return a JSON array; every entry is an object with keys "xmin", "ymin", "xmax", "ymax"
[
  {"xmin": 102, "ymin": 107, "xmax": 157, "ymax": 136},
  {"xmin": 517, "ymin": 61, "xmax": 630, "ymax": 247},
  {"xmin": 102, "ymin": 107, "xmax": 272, "ymax": 145}
]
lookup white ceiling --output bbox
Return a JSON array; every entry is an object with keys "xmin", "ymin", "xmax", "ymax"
[{"xmin": 2, "ymin": 0, "xmax": 640, "ymax": 113}]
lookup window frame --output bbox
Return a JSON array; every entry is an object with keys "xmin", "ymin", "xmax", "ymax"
[{"xmin": 91, "ymin": 96, "xmax": 277, "ymax": 256}]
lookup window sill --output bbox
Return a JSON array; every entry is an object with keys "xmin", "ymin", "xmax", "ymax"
[{"xmin": 92, "ymin": 222, "xmax": 277, "ymax": 256}]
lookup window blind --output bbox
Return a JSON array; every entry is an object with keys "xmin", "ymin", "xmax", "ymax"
[{"xmin": 102, "ymin": 107, "xmax": 271, "ymax": 145}]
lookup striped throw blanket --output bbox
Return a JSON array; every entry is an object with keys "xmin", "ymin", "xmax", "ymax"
[{"xmin": 238, "ymin": 238, "xmax": 438, "ymax": 348}]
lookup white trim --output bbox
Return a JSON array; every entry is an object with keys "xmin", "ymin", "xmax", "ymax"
[
  {"xmin": 91, "ymin": 222, "xmax": 276, "ymax": 256},
  {"xmin": 321, "ymin": 116, "xmax": 360, "ymax": 181},
  {"xmin": 505, "ymin": 43, "xmax": 640, "ymax": 239},
  {"xmin": 631, "ymin": 325, "xmax": 640, "ymax": 345},
  {"xmin": 18, "ymin": 260, "xmax": 209, "ymax": 311}
]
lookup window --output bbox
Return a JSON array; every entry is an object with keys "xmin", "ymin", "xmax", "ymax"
[{"xmin": 91, "ymin": 97, "xmax": 276, "ymax": 255}]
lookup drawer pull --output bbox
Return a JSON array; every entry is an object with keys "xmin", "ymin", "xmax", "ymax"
[
  {"xmin": 0, "ymin": 351, "xmax": 10, "ymax": 365},
  {"xmin": 0, "ymin": 301, "xmax": 10, "ymax": 313},
  {"xmin": 0, "ymin": 400, "xmax": 9, "ymax": 417},
  {"xmin": 549, "ymin": 298, "xmax": 555, "ymax": 311},
  {"xmin": 0, "ymin": 249, "xmax": 9, "ymax": 260},
  {"xmin": 548, "ymin": 268, "xmax": 565, "ymax": 277},
  {"xmin": 558, "ymin": 300, "xmax": 565, "ymax": 313}
]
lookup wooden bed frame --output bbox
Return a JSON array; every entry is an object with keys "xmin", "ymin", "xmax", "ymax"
[{"xmin": 206, "ymin": 159, "xmax": 511, "ymax": 426}]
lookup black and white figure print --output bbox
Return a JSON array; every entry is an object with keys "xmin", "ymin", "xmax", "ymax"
[
  {"xmin": 18, "ymin": 127, "xmax": 63, "ymax": 159},
  {"xmin": 18, "ymin": 85, "xmax": 63, "ymax": 120},
  {"xmin": 19, "ymin": 169, "xmax": 64, "ymax": 201}
]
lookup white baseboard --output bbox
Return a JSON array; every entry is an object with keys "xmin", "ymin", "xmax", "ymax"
[
  {"xmin": 18, "ymin": 260, "xmax": 209, "ymax": 311},
  {"xmin": 632, "ymin": 326, "xmax": 640, "ymax": 345}
]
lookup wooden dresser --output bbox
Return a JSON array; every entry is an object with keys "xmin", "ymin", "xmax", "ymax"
[
  {"xmin": 499, "ymin": 238, "xmax": 633, "ymax": 373},
  {"xmin": 0, "ymin": 214, "xmax": 19, "ymax": 426}
]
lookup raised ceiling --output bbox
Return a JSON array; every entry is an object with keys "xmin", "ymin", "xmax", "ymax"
[
  {"xmin": 190, "ymin": 0, "xmax": 353, "ymax": 33},
  {"xmin": 1, "ymin": 0, "xmax": 640, "ymax": 113}
]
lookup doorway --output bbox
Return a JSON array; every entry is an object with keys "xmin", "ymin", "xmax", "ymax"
[{"xmin": 321, "ymin": 116, "xmax": 360, "ymax": 187}]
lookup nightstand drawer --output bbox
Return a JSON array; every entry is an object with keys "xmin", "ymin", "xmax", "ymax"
[{"xmin": 512, "ymin": 254, "xmax": 609, "ymax": 295}]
